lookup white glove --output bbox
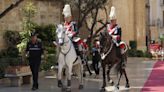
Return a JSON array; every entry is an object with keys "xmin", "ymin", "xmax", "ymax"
[
  {"xmin": 53, "ymin": 41, "xmax": 58, "ymax": 46},
  {"xmin": 25, "ymin": 52, "xmax": 29, "ymax": 58},
  {"xmin": 68, "ymin": 33, "xmax": 73, "ymax": 37}
]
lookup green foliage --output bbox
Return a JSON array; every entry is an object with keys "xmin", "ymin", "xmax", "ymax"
[
  {"xmin": 128, "ymin": 49, "xmax": 144, "ymax": 57},
  {"xmin": 160, "ymin": 34, "xmax": 164, "ymax": 41},
  {"xmin": 136, "ymin": 50, "xmax": 144, "ymax": 57},
  {"xmin": 0, "ymin": 30, "xmax": 22, "ymax": 78},
  {"xmin": 41, "ymin": 54, "xmax": 57, "ymax": 71},
  {"xmin": 0, "ymin": 49, "xmax": 7, "ymax": 58},
  {"xmin": 3, "ymin": 30, "xmax": 20, "ymax": 58},
  {"xmin": 129, "ymin": 41, "xmax": 137, "ymax": 50},
  {"xmin": 17, "ymin": 22, "xmax": 38, "ymax": 52},
  {"xmin": 17, "ymin": 1, "xmax": 38, "ymax": 53},
  {"xmin": 6, "ymin": 47, "xmax": 19, "ymax": 58},
  {"xmin": 0, "ymin": 58, "xmax": 9, "ymax": 78},
  {"xmin": 143, "ymin": 51, "xmax": 153, "ymax": 58},
  {"xmin": 3, "ymin": 30, "xmax": 21, "ymax": 47},
  {"xmin": 34, "ymin": 24, "xmax": 56, "ymax": 47},
  {"xmin": 128, "ymin": 49, "xmax": 152, "ymax": 58},
  {"xmin": 45, "ymin": 47, "xmax": 56, "ymax": 54},
  {"xmin": 22, "ymin": 2, "xmax": 37, "ymax": 20}
]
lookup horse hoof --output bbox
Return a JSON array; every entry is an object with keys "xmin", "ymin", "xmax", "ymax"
[
  {"xmin": 117, "ymin": 86, "xmax": 119, "ymax": 90},
  {"xmin": 108, "ymin": 80, "xmax": 114, "ymax": 86},
  {"xmin": 100, "ymin": 88, "xmax": 105, "ymax": 92},
  {"xmin": 83, "ymin": 73, "xmax": 86, "ymax": 77},
  {"xmin": 58, "ymin": 83, "xmax": 63, "ymax": 88},
  {"xmin": 66, "ymin": 88, "xmax": 71, "ymax": 92},
  {"xmin": 79, "ymin": 85, "xmax": 84, "ymax": 89},
  {"xmin": 58, "ymin": 80, "xmax": 63, "ymax": 88},
  {"xmin": 125, "ymin": 84, "xmax": 130, "ymax": 88},
  {"xmin": 115, "ymin": 85, "xmax": 119, "ymax": 90},
  {"xmin": 61, "ymin": 88, "xmax": 66, "ymax": 92},
  {"xmin": 111, "ymin": 81, "xmax": 114, "ymax": 86}
]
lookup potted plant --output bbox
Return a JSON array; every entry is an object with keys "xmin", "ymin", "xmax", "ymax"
[
  {"xmin": 41, "ymin": 53, "xmax": 57, "ymax": 76},
  {"xmin": 3, "ymin": 30, "xmax": 31, "ymax": 75}
]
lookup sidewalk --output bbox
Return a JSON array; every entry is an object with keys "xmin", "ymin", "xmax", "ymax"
[{"xmin": 0, "ymin": 57, "xmax": 156, "ymax": 92}]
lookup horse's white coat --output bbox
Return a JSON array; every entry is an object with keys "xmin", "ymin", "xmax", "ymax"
[{"xmin": 56, "ymin": 24, "xmax": 83, "ymax": 88}]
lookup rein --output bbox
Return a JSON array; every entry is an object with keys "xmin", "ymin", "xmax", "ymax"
[
  {"xmin": 101, "ymin": 40, "xmax": 114, "ymax": 60},
  {"xmin": 59, "ymin": 34, "xmax": 72, "ymax": 56}
]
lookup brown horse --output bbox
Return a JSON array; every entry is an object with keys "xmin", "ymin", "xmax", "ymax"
[{"xmin": 99, "ymin": 31, "xmax": 130, "ymax": 91}]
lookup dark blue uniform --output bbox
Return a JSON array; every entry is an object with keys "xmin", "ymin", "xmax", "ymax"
[
  {"xmin": 92, "ymin": 47, "xmax": 101, "ymax": 75},
  {"xmin": 26, "ymin": 40, "xmax": 43, "ymax": 89}
]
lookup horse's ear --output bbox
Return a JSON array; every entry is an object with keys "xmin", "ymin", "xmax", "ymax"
[
  {"xmin": 55, "ymin": 24, "xmax": 58, "ymax": 28},
  {"xmin": 55, "ymin": 25, "xmax": 58, "ymax": 33},
  {"xmin": 100, "ymin": 32, "xmax": 103, "ymax": 36}
]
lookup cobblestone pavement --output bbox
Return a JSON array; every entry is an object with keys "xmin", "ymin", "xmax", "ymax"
[{"xmin": 0, "ymin": 58, "xmax": 157, "ymax": 92}]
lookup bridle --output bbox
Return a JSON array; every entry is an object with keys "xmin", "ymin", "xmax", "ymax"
[
  {"xmin": 100, "ymin": 35, "xmax": 114, "ymax": 60},
  {"xmin": 57, "ymin": 30, "xmax": 72, "ymax": 56}
]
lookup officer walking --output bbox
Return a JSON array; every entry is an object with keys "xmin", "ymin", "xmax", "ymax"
[{"xmin": 26, "ymin": 32, "xmax": 43, "ymax": 91}]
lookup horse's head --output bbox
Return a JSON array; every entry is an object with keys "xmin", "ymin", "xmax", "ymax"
[
  {"xmin": 99, "ymin": 31, "xmax": 113, "ymax": 53},
  {"xmin": 56, "ymin": 24, "xmax": 66, "ymax": 46}
]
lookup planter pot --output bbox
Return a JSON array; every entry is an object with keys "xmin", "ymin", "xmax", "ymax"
[
  {"xmin": 5, "ymin": 66, "xmax": 32, "ymax": 87},
  {"xmin": 5, "ymin": 66, "xmax": 31, "ymax": 75},
  {"xmin": 44, "ymin": 70, "xmax": 56, "ymax": 76}
]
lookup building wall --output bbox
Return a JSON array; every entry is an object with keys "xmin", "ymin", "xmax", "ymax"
[
  {"xmin": 0, "ymin": 0, "xmax": 147, "ymax": 50},
  {"xmin": 111, "ymin": 0, "xmax": 146, "ymax": 50},
  {"xmin": 149, "ymin": 0, "xmax": 164, "ymax": 43},
  {"xmin": 0, "ymin": 0, "xmax": 62, "ymax": 49}
]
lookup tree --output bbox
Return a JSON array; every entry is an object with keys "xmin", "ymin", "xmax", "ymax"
[
  {"xmin": 56, "ymin": 0, "xmax": 110, "ymax": 48},
  {"xmin": 17, "ymin": 1, "xmax": 37, "ymax": 52}
]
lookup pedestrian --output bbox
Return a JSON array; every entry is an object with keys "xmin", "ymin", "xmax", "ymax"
[
  {"xmin": 91, "ymin": 40, "xmax": 101, "ymax": 78},
  {"xmin": 26, "ymin": 32, "xmax": 43, "ymax": 91}
]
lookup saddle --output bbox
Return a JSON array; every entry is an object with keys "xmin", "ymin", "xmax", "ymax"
[
  {"xmin": 72, "ymin": 37, "xmax": 83, "ymax": 56},
  {"xmin": 114, "ymin": 41, "xmax": 128, "ymax": 55}
]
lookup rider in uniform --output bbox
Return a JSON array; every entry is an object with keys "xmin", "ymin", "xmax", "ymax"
[
  {"xmin": 62, "ymin": 4, "xmax": 83, "ymax": 61},
  {"xmin": 107, "ymin": 6, "xmax": 124, "ymax": 62}
]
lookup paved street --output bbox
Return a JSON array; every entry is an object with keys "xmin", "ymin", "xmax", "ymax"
[{"xmin": 0, "ymin": 58, "xmax": 157, "ymax": 92}]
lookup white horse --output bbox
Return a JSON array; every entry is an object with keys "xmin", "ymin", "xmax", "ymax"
[{"xmin": 54, "ymin": 24, "xmax": 84, "ymax": 91}]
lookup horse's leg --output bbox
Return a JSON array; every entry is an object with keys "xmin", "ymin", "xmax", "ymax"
[
  {"xmin": 101, "ymin": 63, "xmax": 106, "ymax": 91},
  {"xmin": 116, "ymin": 69, "xmax": 123, "ymax": 90},
  {"xmin": 107, "ymin": 65, "xmax": 114, "ymax": 86},
  {"xmin": 78, "ymin": 62, "xmax": 84, "ymax": 89},
  {"xmin": 58, "ymin": 63, "xmax": 64, "ymax": 88},
  {"xmin": 85, "ymin": 59, "xmax": 92, "ymax": 76},
  {"xmin": 122, "ymin": 69, "xmax": 130, "ymax": 88},
  {"xmin": 67, "ymin": 64, "xmax": 73, "ymax": 91}
]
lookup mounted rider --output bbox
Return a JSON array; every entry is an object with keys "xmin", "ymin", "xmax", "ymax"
[
  {"xmin": 107, "ymin": 6, "xmax": 127, "ymax": 62},
  {"xmin": 62, "ymin": 4, "xmax": 84, "ymax": 61}
]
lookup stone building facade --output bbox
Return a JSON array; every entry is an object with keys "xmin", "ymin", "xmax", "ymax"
[
  {"xmin": 149, "ymin": 0, "xmax": 164, "ymax": 43},
  {"xmin": 0, "ymin": 0, "xmax": 62, "ymax": 49},
  {"xmin": 0, "ymin": 0, "xmax": 147, "ymax": 50},
  {"xmin": 108, "ymin": 0, "xmax": 147, "ymax": 50}
]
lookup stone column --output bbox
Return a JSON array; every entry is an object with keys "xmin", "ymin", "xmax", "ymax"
[{"xmin": 134, "ymin": 0, "xmax": 146, "ymax": 50}]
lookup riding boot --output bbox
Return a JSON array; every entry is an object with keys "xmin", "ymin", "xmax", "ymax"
[
  {"xmin": 58, "ymin": 80, "xmax": 63, "ymax": 88},
  {"xmin": 67, "ymin": 80, "xmax": 71, "ymax": 87},
  {"xmin": 116, "ymin": 46, "xmax": 121, "ymax": 58},
  {"xmin": 79, "ymin": 52, "xmax": 84, "ymax": 64}
]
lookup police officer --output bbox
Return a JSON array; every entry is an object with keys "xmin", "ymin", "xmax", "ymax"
[{"xmin": 26, "ymin": 32, "xmax": 43, "ymax": 91}]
